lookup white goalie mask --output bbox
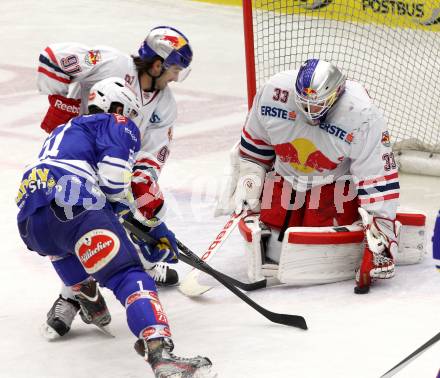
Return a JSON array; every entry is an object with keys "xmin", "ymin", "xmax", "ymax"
[
  {"xmin": 88, "ymin": 77, "xmax": 142, "ymax": 125},
  {"xmin": 294, "ymin": 59, "xmax": 346, "ymax": 124}
]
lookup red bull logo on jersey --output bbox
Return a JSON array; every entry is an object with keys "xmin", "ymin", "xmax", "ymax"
[
  {"xmin": 381, "ymin": 130, "xmax": 391, "ymax": 146},
  {"xmin": 85, "ymin": 50, "xmax": 101, "ymax": 66},
  {"xmin": 274, "ymin": 138, "xmax": 341, "ymax": 173}
]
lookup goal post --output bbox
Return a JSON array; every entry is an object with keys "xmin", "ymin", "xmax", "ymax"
[{"xmin": 242, "ymin": 0, "xmax": 440, "ymax": 175}]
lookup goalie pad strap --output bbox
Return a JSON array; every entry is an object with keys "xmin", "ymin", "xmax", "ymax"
[
  {"xmin": 396, "ymin": 212, "xmax": 426, "ymax": 226},
  {"xmin": 288, "ymin": 230, "xmax": 364, "ymax": 244}
]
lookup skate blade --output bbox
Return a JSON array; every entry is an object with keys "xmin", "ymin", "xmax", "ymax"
[
  {"xmin": 193, "ymin": 366, "xmax": 218, "ymax": 378},
  {"xmin": 40, "ymin": 323, "xmax": 61, "ymax": 341},
  {"xmin": 165, "ymin": 367, "xmax": 217, "ymax": 378},
  {"xmin": 95, "ymin": 324, "xmax": 115, "ymax": 338}
]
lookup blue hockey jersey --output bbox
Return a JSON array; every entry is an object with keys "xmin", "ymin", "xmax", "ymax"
[{"xmin": 16, "ymin": 113, "xmax": 141, "ymax": 222}]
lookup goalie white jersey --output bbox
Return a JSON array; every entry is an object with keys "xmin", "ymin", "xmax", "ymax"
[
  {"xmin": 240, "ymin": 70, "xmax": 399, "ymax": 219},
  {"xmin": 37, "ymin": 43, "xmax": 176, "ymax": 184}
]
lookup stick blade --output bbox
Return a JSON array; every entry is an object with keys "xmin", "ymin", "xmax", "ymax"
[
  {"xmin": 268, "ymin": 312, "xmax": 308, "ymax": 330},
  {"xmin": 179, "ymin": 270, "xmax": 214, "ymax": 297},
  {"xmin": 283, "ymin": 315, "xmax": 308, "ymax": 330}
]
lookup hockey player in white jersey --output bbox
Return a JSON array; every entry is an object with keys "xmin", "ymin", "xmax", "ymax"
[
  {"xmin": 216, "ymin": 58, "xmax": 410, "ymax": 294},
  {"xmin": 16, "ymin": 77, "xmax": 214, "ymax": 378},
  {"xmin": 36, "ymin": 26, "xmax": 192, "ymax": 336}
]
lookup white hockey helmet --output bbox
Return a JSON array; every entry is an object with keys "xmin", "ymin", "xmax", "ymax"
[
  {"xmin": 295, "ymin": 59, "xmax": 346, "ymax": 123},
  {"xmin": 88, "ymin": 77, "xmax": 142, "ymax": 124},
  {"xmin": 138, "ymin": 26, "xmax": 193, "ymax": 82}
]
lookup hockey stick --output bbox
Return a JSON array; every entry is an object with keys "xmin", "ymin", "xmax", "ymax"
[
  {"xmin": 122, "ymin": 219, "xmax": 307, "ymax": 330},
  {"xmin": 380, "ymin": 331, "xmax": 440, "ymax": 378},
  {"xmin": 179, "ymin": 210, "xmax": 267, "ymax": 296}
]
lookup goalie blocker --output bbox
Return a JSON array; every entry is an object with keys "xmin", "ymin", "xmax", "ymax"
[{"xmin": 238, "ymin": 212, "xmax": 426, "ymax": 286}]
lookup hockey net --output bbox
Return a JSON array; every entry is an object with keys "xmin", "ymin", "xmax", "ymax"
[{"xmin": 243, "ymin": 0, "xmax": 440, "ymax": 175}]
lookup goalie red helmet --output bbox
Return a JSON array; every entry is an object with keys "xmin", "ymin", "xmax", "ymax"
[
  {"xmin": 138, "ymin": 26, "xmax": 193, "ymax": 82},
  {"xmin": 295, "ymin": 59, "xmax": 346, "ymax": 124}
]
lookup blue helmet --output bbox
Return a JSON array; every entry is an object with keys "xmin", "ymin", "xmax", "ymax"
[
  {"xmin": 295, "ymin": 59, "xmax": 346, "ymax": 123},
  {"xmin": 138, "ymin": 26, "xmax": 193, "ymax": 81}
]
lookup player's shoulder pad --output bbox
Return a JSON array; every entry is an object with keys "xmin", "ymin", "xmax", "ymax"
[
  {"xmin": 83, "ymin": 113, "xmax": 140, "ymax": 148},
  {"xmin": 338, "ymin": 81, "xmax": 380, "ymax": 116},
  {"xmin": 109, "ymin": 114, "xmax": 141, "ymax": 144},
  {"xmin": 158, "ymin": 86, "xmax": 177, "ymax": 110},
  {"xmin": 329, "ymin": 81, "xmax": 384, "ymax": 132},
  {"xmin": 264, "ymin": 70, "xmax": 297, "ymax": 92},
  {"xmin": 259, "ymin": 70, "xmax": 297, "ymax": 105}
]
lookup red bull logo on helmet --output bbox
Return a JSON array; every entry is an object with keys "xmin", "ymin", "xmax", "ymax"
[
  {"xmin": 303, "ymin": 87, "xmax": 317, "ymax": 97},
  {"xmin": 161, "ymin": 34, "xmax": 187, "ymax": 49},
  {"xmin": 274, "ymin": 138, "xmax": 341, "ymax": 173}
]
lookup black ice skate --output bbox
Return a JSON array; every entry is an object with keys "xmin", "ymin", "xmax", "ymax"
[
  {"xmin": 148, "ymin": 263, "xmax": 179, "ymax": 287},
  {"xmin": 73, "ymin": 279, "xmax": 113, "ymax": 336},
  {"xmin": 135, "ymin": 338, "xmax": 216, "ymax": 378},
  {"xmin": 42, "ymin": 295, "xmax": 80, "ymax": 339}
]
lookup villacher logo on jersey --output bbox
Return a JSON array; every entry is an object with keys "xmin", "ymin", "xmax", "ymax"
[
  {"xmin": 75, "ymin": 230, "xmax": 120, "ymax": 273},
  {"xmin": 80, "ymin": 239, "xmax": 113, "ymax": 263}
]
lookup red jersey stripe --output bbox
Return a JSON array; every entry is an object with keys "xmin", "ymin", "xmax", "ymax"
[
  {"xmin": 359, "ymin": 192, "xmax": 399, "ymax": 205},
  {"xmin": 358, "ymin": 172, "xmax": 399, "ymax": 187},
  {"xmin": 242, "ymin": 127, "xmax": 270, "ymax": 146},
  {"xmin": 38, "ymin": 67, "xmax": 71, "ymax": 84},
  {"xmin": 44, "ymin": 47, "xmax": 60, "ymax": 66}
]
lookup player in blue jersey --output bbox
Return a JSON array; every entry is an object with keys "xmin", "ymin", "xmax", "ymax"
[
  {"xmin": 36, "ymin": 25, "xmax": 193, "ymax": 340},
  {"xmin": 16, "ymin": 77, "xmax": 214, "ymax": 378}
]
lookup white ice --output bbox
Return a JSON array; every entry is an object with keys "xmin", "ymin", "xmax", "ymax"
[{"xmin": 1, "ymin": 1, "xmax": 439, "ymax": 377}]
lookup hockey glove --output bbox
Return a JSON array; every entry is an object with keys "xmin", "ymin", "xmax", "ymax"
[
  {"xmin": 355, "ymin": 208, "xmax": 400, "ymax": 293},
  {"xmin": 41, "ymin": 95, "xmax": 81, "ymax": 133},
  {"xmin": 131, "ymin": 176, "xmax": 166, "ymax": 223},
  {"xmin": 130, "ymin": 222, "xmax": 178, "ymax": 264}
]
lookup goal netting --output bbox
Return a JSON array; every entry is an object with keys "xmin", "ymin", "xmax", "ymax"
[{"xmin": 243, "ymin": 0, "xmax": 440, "ymax": 175}]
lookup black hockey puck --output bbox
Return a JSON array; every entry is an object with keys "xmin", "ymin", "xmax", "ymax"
[{"xmin": 354, "ymin": 285, "xmax": 370, "ymax": 294}]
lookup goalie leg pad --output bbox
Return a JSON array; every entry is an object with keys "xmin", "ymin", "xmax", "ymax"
[
  {"xmin": 238, "ymin": 213, "xmax": 426, "ymax": 287},
  {"xmin": 277, "ymin": 225, "xmax": 364, "ymax": 285},
  {"xmin": 239, "ymin": 215, "xmax": 277, "ymax": 282},
  {"xmin": 394, "ymin": 212, "xmax": 426, "ymax": 265}
]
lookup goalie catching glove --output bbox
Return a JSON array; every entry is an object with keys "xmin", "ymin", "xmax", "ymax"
[
  {"xmin": 129, "ymin": 222, "xmax": 178, "ymax": 264},
  {"xmin": 215, "ymin": 156, "xmax": 266, "ymax": 216},
  {"xmin": 355, "ymin": 208, "xmax": 401, "ymax": 294}
]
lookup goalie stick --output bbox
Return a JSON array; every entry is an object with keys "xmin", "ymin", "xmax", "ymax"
[
  {"xmin": 122, "ymin": 219, "xmax": 307, "ymax": 330},
  {"xmin": 179, "ymin": 210, "xmax": 266, "ymax": 296},
  {"xmin": 380, "ymin": 331, "xmax": 440, "ymax": 378}
]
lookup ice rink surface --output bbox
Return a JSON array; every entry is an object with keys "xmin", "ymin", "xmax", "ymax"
[{"xmin": 1, "ymin": 0, "xmax": 439, "ymax": 377}]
